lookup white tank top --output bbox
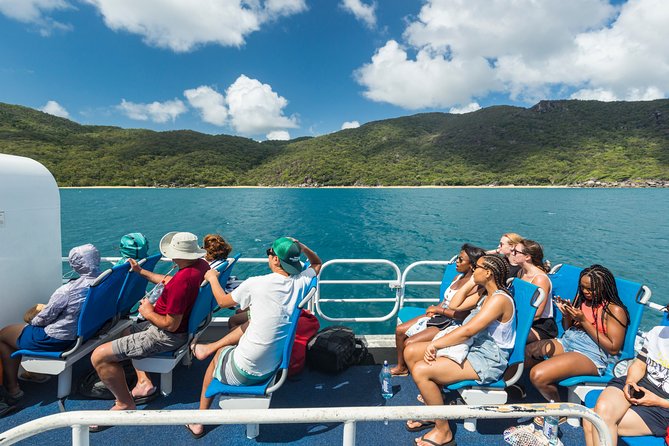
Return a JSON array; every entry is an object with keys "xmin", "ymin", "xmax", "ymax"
[
  {"xmin": 486, "ymin": 290, "xmax": 516, "ymax": 349},
  {"xmin": 440, "ymin": 274, "xmax": 463, "ymax": 308},
  {"xmin": 528, "ymin": 273, "xmax": 553, "ymax": 318}
]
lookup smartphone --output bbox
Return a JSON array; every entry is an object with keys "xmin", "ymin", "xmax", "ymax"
[
  {"xmin": 627, "ymin": 385, "xmax": 645, "ymax": 399},
  {"xmin": 553, "ymin": 296, "xmax": 571, "ymax": 306}
]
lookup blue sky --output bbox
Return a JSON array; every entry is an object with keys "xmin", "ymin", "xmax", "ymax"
[{"xmin": 0, "ymin": 0, "xmax": 667, "ymax": 140}]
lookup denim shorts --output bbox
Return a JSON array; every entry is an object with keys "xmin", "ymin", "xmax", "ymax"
[
  {"xmin": 558, "ymin": 328, "xmax": 610, "ymax": 374},
  {"xmin": 467, "ymin": 333, "xmax": 511, "ymax": 384}
]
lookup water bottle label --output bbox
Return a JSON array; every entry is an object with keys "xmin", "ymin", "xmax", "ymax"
[{"xmin": 382, "ymin": 380, "xmax": 391, "ymax": 394}]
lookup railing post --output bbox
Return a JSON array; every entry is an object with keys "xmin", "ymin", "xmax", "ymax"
[
  {"xmin": 342, "ymin": 420, "xmax": 356, "ymax": 446},
  {"xmin": 71, "ymin": 425, "xmax": 89, "ymax": 446}
]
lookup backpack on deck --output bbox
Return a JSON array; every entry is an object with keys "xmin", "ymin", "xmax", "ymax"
[
  {"xmin": 288, "ymin": 309, "xmax": 320, "ymax": 377},
  {"xmin": 306, "ymin": 325, "xmax": 368, "ymax": 373}
]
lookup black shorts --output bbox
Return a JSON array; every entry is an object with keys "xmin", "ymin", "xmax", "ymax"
[
  {"xmin": 608, "ymin": 376, "xmax": 669, "ymax": 437},
  {"xmin": 532, "ymin": 317, "xmax": 558, "ymax": 340}
]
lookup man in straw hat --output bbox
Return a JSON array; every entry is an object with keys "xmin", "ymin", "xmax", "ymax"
[
  {"xmin": 90, "ymin": 232, "xmax": 209, "ymax": 419},
  {"xmin": 186, "ymin": 237, "xmax": 321, "ymax": 438}
]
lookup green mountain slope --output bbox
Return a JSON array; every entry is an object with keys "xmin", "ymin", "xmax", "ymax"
[{"xmin": 1, "ymin": 100, "xmax": 667, "ymax": 186}]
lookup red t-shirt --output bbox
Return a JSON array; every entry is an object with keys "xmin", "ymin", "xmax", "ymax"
[{"xmin": 153, "ymin": 258, "xmax": 209, "ymax": 333}]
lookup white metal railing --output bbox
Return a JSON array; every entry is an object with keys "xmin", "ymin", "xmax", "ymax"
[
  {"xmin": 400, "ymin": 257, "xmax": 456, "ymax": 307},
  {"xmin": 0, "ymin": 403, "xmax": 612, "ymax": 446},
  {"xmin": 315, "ymin": 259, "xmax": 402, "ymax": 322}
]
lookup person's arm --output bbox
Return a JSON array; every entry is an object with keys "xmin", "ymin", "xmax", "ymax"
[
  {"xmin": 295, "ymin": 240, "xmax": 322, "ymax": 275},
  {"xmin": 129, "ymin": 258, "xmax": 172, "ymax": 285},
  {"xmin": 564, "ymin": 303, "xmax": 627, "ymax": 355},
  {"xmin": 626, "ymin": 359, "xmax": 669, "ymax": 408},
  {"xmin": 30, "ymin": 284, "xmax": 70, "ymax": 326},
  {"xmin": 137, "ymin": 298, "xmax": 183, "ymax": 332},
  {"xmin": 424, "ymin": 293, "xmax": 509, "ymax": 361},
  {"xmin": 531, "ymin": 275, "xmax": 552, "ymax": 320},
  {"xmin": 447, "ymin": 275, "xmax": 478, "ymax": 311},
  {"xmin": 204, "ymin": 269, "xmax": 237, "ymax": 308}
]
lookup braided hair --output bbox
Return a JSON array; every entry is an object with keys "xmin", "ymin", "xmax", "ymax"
[
  {"xmin": 574, "ymin": 264, "xmax": 629, "ymax": 336},
  {"xmin": 479, "ymin": 255, "xmax": 510, "ymax": 291}
]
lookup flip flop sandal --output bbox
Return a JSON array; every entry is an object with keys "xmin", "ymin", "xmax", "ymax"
[
  {"xmin": 415, "ymin": 434, "xmax": 457, "ymax": 446},
  {"xmin": 18, "ymin": 371, "xmax": 51, "ymax": 384},
  {"xmin": 185, "ymin": 424, "xmax": 205, "ymax": 439},
  {"xmin": 133, "ymin": 387, "xmax": 159, "ymax": 405},
  {"xmin": 406, "ymin": 420, "xmax": 436, "ymax": 432}
]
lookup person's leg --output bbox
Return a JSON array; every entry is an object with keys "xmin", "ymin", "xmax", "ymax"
[
  {"xmin": 524, "ymin": 338, "xmax": 562, "ymax": 371},
  {"xmin": 404, "ymin": 341, "xmax": 432, "ymax": 370},
  {"xmin": 131, "ymin": 370, "xmax": 156, "ymax": 399},
  {"xmin": 412, "ymin": 357, "xmax": 480, "ymax": 446},
  {"xmin": 0, "ymin": 324, "xmax": 28, "ymax": 397},
  {"xmin": 187, "ymin": 347, "xmax": 226, "ymax": 436},
  {"xmin": 91, "ymin": 342, "xmax": 135, "ymax": 410},
  {"xmin": 529, "ymin": 351, "xmax": 597, "ymax": 402},
  {"xmin": 583, "ymin": 386, "xmax": 631, "ymax": 446},
  {"xmin": 227, "ymin": 311, "xmax": 249, "ymax": 332},
  {"xmin": 192, "ymin": 325, "xmax": 245, "ymax": 360},
  {"xmin": 391, "ymin": 315, "xmax": 425, "ymax": 375},
  {"xmin": 395, "ymin": 327, "xmax": 440, "ymax": 375}
]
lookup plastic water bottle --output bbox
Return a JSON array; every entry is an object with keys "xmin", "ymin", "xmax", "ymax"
[
  {"xmin": 543, "ymin": 401, "xmax": 559, "ymax": 446},
  {"xmin": 379, "ymin": 360, "xmax": 392, "ymax": 399}
]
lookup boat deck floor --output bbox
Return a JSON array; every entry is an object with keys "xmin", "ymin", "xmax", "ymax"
[{"xmin": 0, "ymin": 357, "xmax": 594, "ymax": 445}]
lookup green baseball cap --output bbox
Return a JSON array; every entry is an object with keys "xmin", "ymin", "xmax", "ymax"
[{"xmin": 272, "ymin": 237, "xmax": 302, "ymax": 275}]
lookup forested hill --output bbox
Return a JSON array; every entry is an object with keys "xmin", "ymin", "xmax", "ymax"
[{"xmin": 0, "ymin": 100, "xmax": 667, "ymax": 187}]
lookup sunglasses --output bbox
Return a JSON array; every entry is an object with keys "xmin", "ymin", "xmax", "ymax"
[
  {"xmin": 266, "ymin": 248, "xmax": 276, "ymax": 257},
  {"xmin": 511, "ymin": 248, "xmax": 527, "ymax": 256},
  {"xmin": 455, "ymin": 256, "xmax": 467, "ymax": 263},
  {"xmin": 471, "ymin": 263, "xmax": 488, "ymax": 271}
]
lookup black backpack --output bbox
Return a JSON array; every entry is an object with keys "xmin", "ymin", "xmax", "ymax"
[{"xmin": 306, "ymin": 326, "xmax": 369, "ymax": 373}]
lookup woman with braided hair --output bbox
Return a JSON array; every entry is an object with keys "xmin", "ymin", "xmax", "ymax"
[
  {"xmin": 404, "ymin": 255, "xmax": 515, "ymax": 446},
  {"xmin": 527, "ymin": 264, "xmax": 629, "ymax": 424}
]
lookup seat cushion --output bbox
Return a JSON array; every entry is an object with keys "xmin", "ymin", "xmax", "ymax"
[
  {"xmin": 446, "ymin": 379, "xmax": 506, "ymax": 391},
  {"xmin": 205, "ymin": 377, "xmax": 272, "ymax": 398},
  {"xmin": 559, "ymin": 373, "xmax": 613, "ymax": 387},
  {"xmin": 12, "ymin": 349, "xmax": 64, "ymax": 359}
]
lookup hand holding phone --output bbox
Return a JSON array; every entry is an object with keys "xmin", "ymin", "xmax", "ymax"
[{"xmin": 627, "ymin": 384, "xmax": 645, "ymax": 399}]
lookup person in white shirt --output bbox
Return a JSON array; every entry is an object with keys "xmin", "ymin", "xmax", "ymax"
[{"xmin": 186, "ymin": 237, "xmax": 322, "ymax": 439}]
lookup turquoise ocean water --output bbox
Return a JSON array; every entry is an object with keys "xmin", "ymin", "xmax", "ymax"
[{"xmin": 61, "ymin": 188, "xmax": 668, "ymax": 333}]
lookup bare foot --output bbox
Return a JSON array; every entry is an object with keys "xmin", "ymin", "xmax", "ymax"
[
  {"xmin": 390, "ymin": 365, "xmax": 409, "ymax": 376},
  {"xmin": 192, "ymin": 343, "xmax": 213, "ymax": 361},
  {"xmin": 186, "ymin": 423, "xmax": 204, "ymax": 438},
  {"xmin": 131, "ymin": 381, "xmax": 156, "ymax": 399}
]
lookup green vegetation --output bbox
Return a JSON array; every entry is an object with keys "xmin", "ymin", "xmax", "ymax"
[{"xmin": 0, "ymin": 100, "xmax": 667, "ymax": 186}]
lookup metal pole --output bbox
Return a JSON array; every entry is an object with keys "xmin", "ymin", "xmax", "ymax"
[
  {"xmin": 71, "ymin": 425, "xmax": 88, "ymax": 446},
  {"xmin": 342, "ymin": 420, "xmax": 356, "ymax": 446}
]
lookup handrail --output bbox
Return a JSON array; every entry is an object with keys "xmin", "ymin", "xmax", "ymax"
[
  {"xmin": 400, "ymin": 259, "xmax": 455, "ymax": 307},
  {"xmin": 315, "ymin": 259, "xmax": 402, "ymax": 322},
  {"xmin": 0, "ymin": 403, "xmax": 612, "ymax": 446}
]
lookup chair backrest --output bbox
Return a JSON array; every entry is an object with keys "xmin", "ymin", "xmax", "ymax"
[
  {"xmin": 614, "ymin": 277, "xmax": 644, "ymax": 360},
  {"xmin": 549, "ymin": 264, "xmax": 583, "ymax": 336},
  {"xmin": 77, "ymin": 263, "xmax": 130, "ymax": 341},
  {"xmin": 439, "ymin": 261, "xmax": 461, "ymax": 301},
  {"xmin": 187, "ymin": 254, "xmax": 240, "ymax": 335},
  {"xmin": 507, "ymin": 278, "xmax": 543, "ymax": 368},
  {"xmin": 116, "ymin": 253, "xmax": 162, "ymax": 316},
  {"xmin": 278, "ymin": 277, "xmax": 319, "ymax": 371}
]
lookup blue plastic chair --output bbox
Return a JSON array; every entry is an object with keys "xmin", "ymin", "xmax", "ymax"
[
  {"xmin": 116, "ymin": 253, "xmax": 162, "ymax": 316},
  {"xmin": 548, "ymin": 263, "xmax": 583, "ymax": 337},
  {"xmin": 131, "ymin": 255, "xmax": 239, "ymax": 396},
  {"xmin": 445, "ymin": 278, "xmax": 545, "ymax": 432},
  {"xmin": 13, "ymin": 262, "xmax": 133, "ymax": 399},
  {"xmin": 558, "ymin": 276, "xmax": 651, "ymax": 427},
  {"xmin": 584, "ymin": 389, "xmax": 664, "ymax": 446},
  {"xmin": 398, "ymin": 261, "xmax": 460, "ymax": 323},
  {"xmin": 205, "ymin": 276, "xmax": 318, "ymax": 439}
]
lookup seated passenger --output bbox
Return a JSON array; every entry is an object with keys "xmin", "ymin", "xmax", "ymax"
[
  {"xmin": 390, "ymin": 243, "xmax": 486, "ymax": 376},
  {"xmin": 527, "ymin": 265, "xmax": 629, "ymax": 415},
  {"xmin": 90, "ymin": 232, "xmax": 209, "ymax": 416},
  {"xmin": 202, "ymin": 233, "xmax": 232, "ymax": 270},
  {"xmin": 0, "ymin": 244, "xmax": 100, "ymax": 404},
  {"xmin": 114, "ymin": 233, "xmax": 149, "ymax": 266},
  {"xmin": 404, "ymin": 255, "xmax": 515, "ymax": 446},
  {"xmin": 489, "ymin": 232, "xmax": 523, "ymax": 278},
  {"xmin": 584, "ymin": 325, "xmax": 669, "ymax": 446},
  {"xmin": 186, "ymin": 237, "xmax": 322, "ymax": 439},
  {"xmin": 511, "ymin": 239, "xmax": 556, "ymax": 343}
]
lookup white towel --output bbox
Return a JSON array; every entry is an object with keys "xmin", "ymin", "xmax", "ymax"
[{"xmin": 432, "ymin": 325, "xmax": 471, "ymax": 364}]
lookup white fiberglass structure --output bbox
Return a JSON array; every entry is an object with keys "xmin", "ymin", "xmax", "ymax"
[{"xmin": 0, "ymin": 154, "xmax": 61, "ymax": 328}]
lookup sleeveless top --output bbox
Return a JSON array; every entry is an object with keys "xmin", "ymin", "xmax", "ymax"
[
  {"xmin": 440, "ymin": 274, "xmax": 463, "ymax": 309},
  {"xmin": 581, "ymin": 301, "xmax": 607, "ymax": 334},
  {"xmin": 527, "ymin": 273, "xmax": 553, "ymax": 318},
  {"xmin": 486, "ymin": 290, "xmax": 516, "ymax": 349}
]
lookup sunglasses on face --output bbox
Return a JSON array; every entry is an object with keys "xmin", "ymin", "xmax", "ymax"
[
  {"xmin": 471, "ymin": 263, "xmax": 488, "ymax": 271},
  {"xmin": 511, "ymin": 248, "xmax": 527, "ymax": 256},
  {"xmin": 455, "ymin": 256, "xmax": 467, "ymax": 263},
  {"xmin": 266, "ymin": 248, "xmax": 275, "ymax": 257}
]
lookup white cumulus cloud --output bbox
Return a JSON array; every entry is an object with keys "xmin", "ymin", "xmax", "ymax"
[
  {"xmin": 40, "ymin": 100, "xmax": 69, "ymax": 118},
  {"xmin": 83, "ymin": 0, "xmax": 307, "ymax": 52},
  {"xmin": 341, "ymin": 120, "xmax": 360, "ymax": 129},
  {"xmin": 0, "ymin": 0, "xmax": 72, "ymax": 35},
  {"xmin": 449, "ymin": 103, "xmax": 481, "ymax": 114},
  {"xmin": 356, "ymin": 0, "xmax": 669, "ymax": 109},
  {"xmin": 118, "ymin": 98, "xmax": 187, "ymax": 123},
  {"xmin": 341, "ymin": 0, "xmax": 376, "ymax": 28},
  {"xmin": 184, "ymin": 86, "xmax": 227, "ymax": 126},
  {"xmin": 266, "ymin": 130, "xmax": 290, "ymax": 140},
  {"xmin": 226, "ymin": 74, "xmax": 298, "ymax": 135}
]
